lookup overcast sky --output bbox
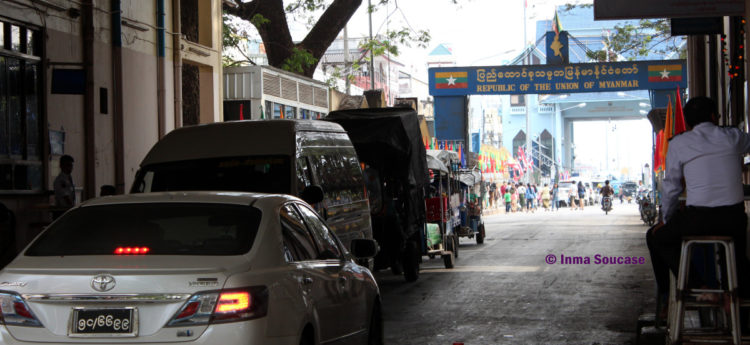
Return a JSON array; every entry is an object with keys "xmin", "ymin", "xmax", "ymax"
[{"xmin": 283, "ymin": 0, "xmax": 653, "ymax": 179}]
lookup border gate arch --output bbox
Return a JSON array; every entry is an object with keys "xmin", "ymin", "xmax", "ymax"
[{"xmin": 428, "ymin": 59, "xmax": 688, "ymax": 177}]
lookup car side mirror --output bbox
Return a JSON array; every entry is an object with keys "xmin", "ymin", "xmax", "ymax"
[
  {"xmin": 350, "ymin": 239, "xmax": 379, "ymax": 259},
  {"xmin": 300, "ymin": 185, "xmax": 324, "ymax": 205}
]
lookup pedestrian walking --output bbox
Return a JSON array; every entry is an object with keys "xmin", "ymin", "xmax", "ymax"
[
  {"xmin": 552, "ymin": 183, "xmax": 559, "ymax": 211},
  {"xmin": 518, "ymin": 184, "xmax": 526, "ymax": 212},
  {"xmin": 569, "ymin": 181, "xmax": 578, "ymax": 210},
  {"xmin": 53, "ymin": 155, "xmax": 76, "ymax": 219},
  {"xmin": 504, "ymin": 188, "xmax": 512, "ymax": 214},
  {"xmin": 525, "ymin": 183, "xmax": 535, "ymax": 212},
  {"xmin": 541, "ymin": 183, "xmax": 551, "ymax": 211},
  {"xmin": 489, "ymin": 182, "xmax": 497, "ymax": 208},
  {"xmin": 577, "ymin": 181, "xmax": 586, "ymax": 211}
]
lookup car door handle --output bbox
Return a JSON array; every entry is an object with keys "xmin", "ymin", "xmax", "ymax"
[{"xmin": 302, "ymin": 277, "xmax": 314, "ymax": 285}]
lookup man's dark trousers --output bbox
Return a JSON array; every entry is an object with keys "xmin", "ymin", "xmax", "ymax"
[{"xmin": 646, "ymin": 203, "xmax": 749, "ymax": 297}]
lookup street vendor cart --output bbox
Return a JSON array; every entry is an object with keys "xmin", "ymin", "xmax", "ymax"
[
  {"xmin": 425, "ymin": 149, "xmax": 462, "ymax": 268},
  {"xmin": 457, "ymin": 169, "xmax": 485, "ymax": 244}
]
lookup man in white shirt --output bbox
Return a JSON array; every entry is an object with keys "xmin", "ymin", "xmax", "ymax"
[{"xmin": 647, "ymin": 96, "xmax": 750, "ymax": 301}]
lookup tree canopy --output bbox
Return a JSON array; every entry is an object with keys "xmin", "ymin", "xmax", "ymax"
[
  {"xmin": 223, "ymin": 0, "xmax": 430, "ymax": 78},
  {"xmin": 561, "ymin": 4, "xmax": 686, "ymax": 62}
]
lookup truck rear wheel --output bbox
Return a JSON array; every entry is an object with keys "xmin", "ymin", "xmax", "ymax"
[
  {"xmin": 476, "ymin": 224, "xmax": 485, "ymax": 244},
  {"xmin": 442, "ymin": 252, "xmax": 454, "ymax": 268},
  {"xmin": 402, "ymin": 242, "xmax": 419, "ymax": 282}
]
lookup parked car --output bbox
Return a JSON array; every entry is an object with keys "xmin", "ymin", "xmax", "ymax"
[
  {"xmin": 130, "ymin": 119, "xmax": 374, "ymax": 267},
  {"xmin": 0, "ymin": 192, "xmax": 382, "ymax": 345},
  {"xmin": 621, "ymin": 182, "xmax": 639, "ymax": 198}
]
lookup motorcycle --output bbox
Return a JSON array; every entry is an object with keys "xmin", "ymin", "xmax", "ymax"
[
  {"xmin": 638, "ymin": 191, "xmax": 657, "ymax": 226},
  {"xmin": 601, "ymin": 196, "xmax": 613, "ymax": 215}
]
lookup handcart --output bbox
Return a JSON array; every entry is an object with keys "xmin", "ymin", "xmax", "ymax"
[
  {"xmin": 425, "ymin": 149, "xmax": 461, "ymax": 268},
  {"xmin": 456, "ymin": 169, "xmax": 485, "ymax": 244}
]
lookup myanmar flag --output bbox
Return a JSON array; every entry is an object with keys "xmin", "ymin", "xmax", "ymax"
[
  {"xmin": 648, "ymin": 65, "xmax": 682, "ymax": 82},
  {"xmin": 435, "ymin": 72, "xmax": 468, "ymax": 89}
]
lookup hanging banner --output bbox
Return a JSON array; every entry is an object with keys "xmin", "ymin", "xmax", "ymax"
[
  {"xmin": 429, "ymin": 59, "xmax": 687, "ymax": 96},
  {"xmin": 594, "ymin": 0, "xmax": 744, "ymax": 20}
]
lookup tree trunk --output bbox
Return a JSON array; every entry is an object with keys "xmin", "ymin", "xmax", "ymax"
[{"xmin": 225, "ymin": 0, "xmax": 362, "ymax": 78}]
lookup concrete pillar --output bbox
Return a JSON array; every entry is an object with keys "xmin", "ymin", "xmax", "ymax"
[
  {"xmin": 687, "ymin": 35, "xmax": 707, "ymax": 98},
  {"xmin": 563, "ymin": 118, "xmax": 573, "ymax": 170}
]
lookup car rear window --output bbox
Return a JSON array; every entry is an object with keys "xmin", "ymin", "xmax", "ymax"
[
  {"xmin": 26, "ymin": 203, "xmax": 262, "ymax": 256},
  {"xmin": 131, "ymin": 155, "xmax": 291, "ymax": 194}
]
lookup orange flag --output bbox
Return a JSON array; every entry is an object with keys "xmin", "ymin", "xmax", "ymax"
[{"xmin": 660, "ymin": 98, "xmax": 673, "ymax": 167}]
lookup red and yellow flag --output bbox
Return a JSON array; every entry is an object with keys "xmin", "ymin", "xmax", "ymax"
[
  {"xmin": 674, "ymin": 87, "xmax": 686, "ymax": 135},
  {"xmin": 655, "ymin": 129, "xmax": 664, "ymax": 172}
]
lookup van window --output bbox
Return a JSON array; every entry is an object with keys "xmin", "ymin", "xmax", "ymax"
[
  {"xmin": 133, "ymin": 155, "xmax": 291, "ymax": 194},
  {"xmin": 307, "ymin": 148, "xmax": 364, "ymax": 207}
]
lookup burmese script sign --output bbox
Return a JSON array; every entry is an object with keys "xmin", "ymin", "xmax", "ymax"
[{"xmin": 428, "ymin": 59, "xmax": 687, "ymax": 96}]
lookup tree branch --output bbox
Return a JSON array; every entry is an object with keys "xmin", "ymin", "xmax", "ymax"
[
  {"xmin": 226, "ymin": 0, "xmax": 295, "ymax": 66},
  {"xmin": 299, "ymin": 0, "xmax": 362, "ymax": 62}
]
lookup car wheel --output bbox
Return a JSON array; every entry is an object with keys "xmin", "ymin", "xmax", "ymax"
[
  {"xmin": 442, "ymin": 252, "xmax": 455, "ymax": 268},
  {"xmin": 452, "ymin": 235, "xmax": 459, "ymax": 258},
  {"xmin": 389, "ymin": 259, "xmax": 403, "ymax": 276},
  {"xmin": 402, "ymin": 241, "xmax": 419, "ymax": 282},
  {"xmin": 368, "ymin": 302, "xmax": 384, "ymax": 345},
  {"xmin": 476, "ymin": 224, "xmax": 485, "ymax": 244},
  {"xmin": 299, "ymin": 326, "xmax": 314, "ymax": 345}
]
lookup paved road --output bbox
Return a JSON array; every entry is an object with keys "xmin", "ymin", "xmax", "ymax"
[{"xmin": 376, "ymin": 202, "xmax": 656, "ymax": 345}]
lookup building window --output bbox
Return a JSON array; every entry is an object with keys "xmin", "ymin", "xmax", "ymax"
[
  {"xmin": 512, "ymin": 130, "xmax": 526, "ymax": 157},
  {"xmin": 0, "ymin": 21, "xmax": 43, "ymax": 192},
  {"xmin": 273, "ymin": 103, "xmax": 283, "ymax": 119},
  {"xmin": 510, "ymin": 95, "xmax": 525, "ymax": 106},
  {"xmin": 285, "ymin": 105, "xmax": 296, "ymax": 119}
]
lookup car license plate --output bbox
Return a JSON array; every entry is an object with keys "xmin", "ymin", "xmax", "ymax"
[{"xmin": 70, "ymin": 308, "xmax": 137, "ymax": 337}]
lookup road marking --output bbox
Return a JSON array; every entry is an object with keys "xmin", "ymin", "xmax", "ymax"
[{"xmin": 420, "ymin": 265, "xmax": 541, "ymax": 273}]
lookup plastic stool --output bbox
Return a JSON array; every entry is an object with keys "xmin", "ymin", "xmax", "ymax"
[{"xmin": 669, "ymin": 236, "xmax": 742, "ymax": 344}]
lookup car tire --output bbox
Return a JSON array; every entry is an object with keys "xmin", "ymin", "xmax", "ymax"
[
  {"xmin": 299, "ymin": 326, "xmax": 314, "ymax": 345},
  {"xmin": 443, "ymin": 236, "xmax": 455, "ymax": 269},
  {"xmin": 402, "ymin": 241, "xmax": 419, "ymax": 282},
  {"xmin": 442, "ymin": 252, "xmax": 454, "ymax": 268},
  {"xmin": 389, "ymin": 256, "xmax": 403, "ymax": 276},
  {"xmin": 367, "ymin": 302, "xmax": 384, "ymax": 345},
  {"xmin": 476, "ymin": 224, "xmax": 485, "ymax": 244},
  {"xmin": 452, "ymin": 235, "xmax": 459, "ymax": 258}
]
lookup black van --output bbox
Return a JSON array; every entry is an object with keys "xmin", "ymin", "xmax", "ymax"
[{"xmin": 130, "ymin": 120, "xmax": 373, "ymax": 252}]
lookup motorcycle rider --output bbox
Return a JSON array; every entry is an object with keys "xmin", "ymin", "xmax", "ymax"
[{"xmin": 600, "ymin": 180, "xmax": 614, "ymax": 210}]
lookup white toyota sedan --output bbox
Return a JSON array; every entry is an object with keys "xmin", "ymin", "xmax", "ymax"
[{"xmin": 0, "ymin": 192, "xmax": 382, "ymax": 345}]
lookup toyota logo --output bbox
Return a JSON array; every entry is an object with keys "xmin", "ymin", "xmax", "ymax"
[{"xmin": 91, "ymin": 274, "xmax": 116, "ymax": 292}]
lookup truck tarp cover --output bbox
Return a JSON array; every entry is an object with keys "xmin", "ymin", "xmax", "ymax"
[
  {"xmin": 325, "ymin": 107, "xmax": 429, "ymax": 189},
  {"xmin": 325, "ymin": 108, "xmax": 428, "ymax": 240}
]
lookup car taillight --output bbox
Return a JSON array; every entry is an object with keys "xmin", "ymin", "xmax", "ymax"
[
  {"xmin": 166, "ymin": 286, "xmax": 268, "ymax": 327},
  {"xmin": 0, "ymin": 292, "xmax": 43, "ymax": 327},
  {"xmin": 114, "ymin": 247, "xmax": 150, "ymax": 255}
]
